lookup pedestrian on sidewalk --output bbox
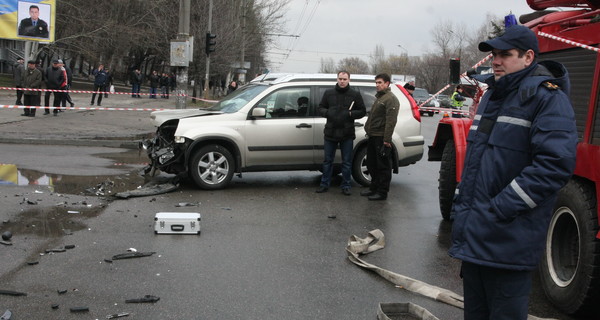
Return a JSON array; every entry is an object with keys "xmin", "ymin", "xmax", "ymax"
[
  {"xmin": 90, "ymin": 64, "xmax": 107, "ymax": 106},
  {"xmin": 59, "ymin": 59, "xmax": 74, "ymax": 109},
  {"xmin": 21, "ymin": 60, "xmax": 42, "ymax": 117},
  {"xmin": 44, "ymin": 59, "xmax": 65, "ymax": 116},
  {"xmin": 130, "ymin": 69, "xmax": 142, "ymax": 98},
  {"xmin": 149, "ymin": 70, "xmax": 159, "ymax": 99},
  {"xmin": 13, "ymin": 57, "xmax": 25, "ymax": 105}
]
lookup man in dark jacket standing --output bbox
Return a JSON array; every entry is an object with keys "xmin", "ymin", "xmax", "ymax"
[
  {"xmin": 21, "ymin": 60, "xmax": 42, "ymax": 117},
  {"xmin": 361, "ymin": 73, "xmax": 399, "ymax": 201},
  {"xmin": 90, "ymin": 64, "xmax": 107, "ymax": 106},
  {"xmin": 44, "ymin": 59, "xmax": 65, "ymax": 116},
  {"xmin": 448, "ymin": 25, "xmax": 577, "ymax": 319},
  {"xmin": 13, "ymin": 57, "xmax": 25, "ymax": 105},
  {"xmin": 315, "ymin": 71, "xmax": 366, "ymax": 195}
]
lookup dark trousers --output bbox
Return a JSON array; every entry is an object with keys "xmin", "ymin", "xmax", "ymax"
[
  {"xmin": 366, "ymin": 136, "xmax": 392, "ymax": 195},
  {"xmin": 462, "ymin": 261, "xmax": 532, "ymax": 320},
  {"xmin": 15, "ymin": 86, "xmax": 24, "ymax": 105},
  {"xmin": 51, "ymin": 91, "xmax": 62, "ymax": 114},
  {"xmin": 91, "ymin": 84, "xmax": 104, "ymax": 105},
  {"xmin": 132, "ymin": 83, "xmax": 140, "ymax": 97},
  {"xmin": 23, "ymin": 94, "xmax": 40, "ymax": 116}
]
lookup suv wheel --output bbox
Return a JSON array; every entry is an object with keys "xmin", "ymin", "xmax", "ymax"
[
  {"xmin": 189, "ymin": 145, "xmax": 235, "ymax": 190},
  {"xmin": 351, "ymin": 146, "xmax": 371, "ymax": 187}
]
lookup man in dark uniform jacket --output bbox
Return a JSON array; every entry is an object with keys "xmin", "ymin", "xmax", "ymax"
[{"xmin": 18, "ymin": 5, "xmax": 49, "ymax": 38}]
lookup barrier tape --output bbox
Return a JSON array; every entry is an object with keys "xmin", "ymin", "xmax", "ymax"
[
  {"xmin": 1, "ymin": 105, "xmax": 166, "ymax": 111},
  {"xmin": 0, "ymin": 86, "xmax": 219, "ymax": 103},
  {"xmin": 538, "ymin": 31, "xmax": 600, "ymax": 53},
  {"xmin": 418, "ymin": 53, "xmax": 492, "ymax": 109}
]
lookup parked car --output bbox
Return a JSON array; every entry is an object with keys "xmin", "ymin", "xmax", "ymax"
[
  {"xmin": 412, "ymin": 87, "xmax": 437, "ymax": 116},
  {"xmin": 140, "ymin": 73, "xmax": 424, "ymax": 189}
]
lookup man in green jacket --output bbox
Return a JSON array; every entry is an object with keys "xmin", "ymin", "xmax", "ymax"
[
  {"xmin": 21, "ymin": 60, "xmax": 42, "ymax": 117},
  {"xmin": 361, "ymin": 73, "xmax": 399, "ymax": 200}
]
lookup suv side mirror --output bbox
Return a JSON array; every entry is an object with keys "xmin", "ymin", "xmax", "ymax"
[{"xmin": 251, "ymin": 107, "xmax": 266, "ymax": 118}]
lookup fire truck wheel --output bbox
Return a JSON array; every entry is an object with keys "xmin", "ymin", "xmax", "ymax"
[
  {"xmin": 189, "ymin": 144, "xmax": 235, "ymax": 190},
  {"xmin": 540, "ymin": 178, "xmax": 600, "ymax": 316},
  {"xmin": 351, "ymin": 146, "xmax": 371, "ymax": 187},
  {"xmin": 438, "ymin": 139, "xmax": 457, "ymax": 221}
]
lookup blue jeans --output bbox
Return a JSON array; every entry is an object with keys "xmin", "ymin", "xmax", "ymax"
[
  {"xmin": 150, "ymin": 87, "xmax": 157, "ymax": 98},
  {"xmin": 320, "ymin": 139, "xmax": 353, "ymax": 189}
]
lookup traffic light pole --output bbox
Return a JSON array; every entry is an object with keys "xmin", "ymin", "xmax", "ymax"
[{"xmin": 203, "ymin": 0, "xmax": 213, "ymax": 100}]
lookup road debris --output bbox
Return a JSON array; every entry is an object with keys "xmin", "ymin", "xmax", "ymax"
[
  {"xmin": 1, "ymin": 231, "xmax": 11, "ymax": 241},
  {"xmin": 176, "ymin": 202, "xmax": 199, "ymax": 207},
  {"xmin": 125, "ymin": 295, "xmax": 160, "ymax": 303},
  {"xmin": 112, "ymin": 251, "xmax": 156, "ymax": 260},
  {"xmin": 69, "ymin": 306, "xmax": 89, "ymax": 313},
  {"xmin": 0, "ymin": 290, "xmax": 27, "ymax": 296},
  {"xmin": 106, "ymin": 312, "xmax": 130, "ymax": 318},
  {"xmin": 0, "ymin": 309, "xmax": 12, "ymax": 320},
  {"xmin": 114, "ymin": 180, "xmax": 179, "ymax": 199},
  {"xmin": 0, "ymin": 241, "xmax": 12, "ymax": 246}
]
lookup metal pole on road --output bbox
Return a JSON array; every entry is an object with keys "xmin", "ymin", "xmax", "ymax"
[{"xmin": 175, "ymin": 0, "xmax": 191, "ymax": 109}]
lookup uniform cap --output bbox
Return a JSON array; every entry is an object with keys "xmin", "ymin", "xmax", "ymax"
[{"xmin": 478, "ymin": 25, "xmax": 539, "ymax": 55}]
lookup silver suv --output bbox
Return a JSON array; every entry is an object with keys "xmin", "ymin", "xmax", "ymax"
[{"xmin": 140, "ymin": 74, "xmax": 424, "ymax": 189}]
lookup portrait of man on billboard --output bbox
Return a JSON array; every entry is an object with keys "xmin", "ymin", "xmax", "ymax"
[{"xmin": 17, "ymin": 2, "xmax": 50, "ymax": 38}]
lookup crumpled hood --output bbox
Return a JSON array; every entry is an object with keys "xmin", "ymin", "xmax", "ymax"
[{"xmin": 150, "ymin": 109, "xmax": 221, "ymax": 126}]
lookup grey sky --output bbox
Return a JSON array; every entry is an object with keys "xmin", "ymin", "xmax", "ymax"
[{"xmin": 267, "ymin": 0, "xmax": 536, "ymax": 73}]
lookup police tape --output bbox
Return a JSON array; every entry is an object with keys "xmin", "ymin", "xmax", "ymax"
[
  {"xmin": 418, "ymin": 54, "xmax": 493, "ymax": 109},
  {"xmin": 538, "ymin": 31, "xmax": 600, "ymax": 53},
  {"xmin": 0, "ymin": 105, "xmax": 166, "ymax": 112},
  {"xmin": 0, "ymin": 86, "xmax": 219, "ymax": 103}
]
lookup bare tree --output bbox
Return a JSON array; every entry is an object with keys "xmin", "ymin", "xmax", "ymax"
[
  {"xmin": 319, "ymin": 57, "xmax": 336, "ymax": 73},
  {"xmin": 337, "ymin": 57, "xmax": 370, "ymax": 74}
]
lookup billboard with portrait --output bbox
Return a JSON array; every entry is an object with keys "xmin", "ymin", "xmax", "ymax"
[{"xmin": 0, "ymin": 0, "xmax": 55, "ymax": 42}]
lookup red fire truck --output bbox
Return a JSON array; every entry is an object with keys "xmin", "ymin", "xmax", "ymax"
[{"xmin": 427, "ymin": 0, "xmax": 600, "ymax": 315}]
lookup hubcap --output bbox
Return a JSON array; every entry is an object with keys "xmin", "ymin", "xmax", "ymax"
[{"xmin": 197, "ymin": 151, "xmax": 229, "ymax": 185}]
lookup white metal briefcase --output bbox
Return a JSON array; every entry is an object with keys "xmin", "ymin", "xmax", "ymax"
[{"xmin": 154, "ymin": 212, "xmax": 201, "ymax": 235}]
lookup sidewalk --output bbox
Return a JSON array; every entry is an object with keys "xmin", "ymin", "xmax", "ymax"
[{"xmin": 0, "ymin": 89, "xmax": 203, "ymax": 148}]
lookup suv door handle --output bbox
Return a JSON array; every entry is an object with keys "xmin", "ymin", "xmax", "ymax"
[
  {"xmin": 354, "ymin": 122, "xmax": 364, "ymax": 127},
  {"xmin": 296, "ymin": 123, "xmax": 312, "ymax": 128}
]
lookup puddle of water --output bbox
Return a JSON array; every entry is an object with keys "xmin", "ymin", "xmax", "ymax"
[
  {"xmin": 0, "ymin": 149, "xmax": 152, "ymax": 194},
  {"xmin": 0, "ymin": 205, "xmax": 103, "ymax": 238}
]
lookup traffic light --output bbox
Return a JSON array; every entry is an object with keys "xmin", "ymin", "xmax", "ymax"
[
  {"xmin": 449, "ymin": 58, "xmax": 461, "ymax": 84},
  {"xmin": 205, "ymin": 33, "xmax": 216, "ymax": 56}
]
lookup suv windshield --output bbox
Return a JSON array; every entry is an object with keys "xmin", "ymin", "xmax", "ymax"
[{"xmin": 207, "ymin": 84, "xmax": 269, "ymax": 113}]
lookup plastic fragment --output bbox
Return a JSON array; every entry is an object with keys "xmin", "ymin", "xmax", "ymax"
[
  {"xmin": 57, "ymin": 289, "xmax": 67, "ymax": 294},
  {"xmin": 0, "ymin": 290, "xmax": 27, "ymax": 296},
  {"xmin": 65, "ymin": 244, "xmax": 76, "ymax": 249},
  {"xmin": 106, "ymin": 312, "xmax": 130, "ymax": 318},
  {"xmin": 0, "ymin": 241, "xmax": 12, "ymax": 246},
  {"xmin": 125, "ymin": 295, "xmax": 160, "ymax": 303},
  {"xmin": 51, "ymin": 304, "xmax": 59, "ymax": 310},
  {"xmin": 27, "ymin": 261, "xmax": 39, "ymax": 265},
  {"xmin": 0, "ymin": 309, "xmax": 12, "ymax": 320},
  {"xmin": 175, "ymin": 202, "xmax": 199, "ymax": 207},
  {"xmin": 112, "ymin": 252, "xmax": 156, "ymax": 260},
  {"xmin": 69, "ymin": 306, "xmax": 89, "ymax": 313}
]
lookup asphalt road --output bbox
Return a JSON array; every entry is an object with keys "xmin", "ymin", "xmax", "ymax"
[{"xmin": 0, "ymin": 115, "xmax": 578, "ymax": 320}]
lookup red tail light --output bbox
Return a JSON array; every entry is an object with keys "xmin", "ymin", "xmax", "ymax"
[{"xmin": 397, "ymin": 84, "xmax": 421, "ymax": 122}]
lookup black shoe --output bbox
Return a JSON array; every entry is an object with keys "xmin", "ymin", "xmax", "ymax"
[
  {"xmin": 90, "ymin": 102, "xmax": 94, "ymax": 106},
  {"xmin": 44, "ymin": 111, "xmax": 50, "ymax": 115},
  {"xmin": 28, "ymin": 114, "xmax": 35, "ymax": 117},
  {"xmin": 315, "ymin": 186, "xmax": 328, "ymax": 193},
  {"xmin": 97, "ymin": 103, "xmax": 101, "ymax": 106},
  {"xmin": 368, "ymin": 193, "xmax": 387, "ymax": 201},
  {"xmin": 21, "ymin": 113, "xmax": 29, "ymax": 117},
  {"xmin": 360, "ymin": 190, "xmax": 376, "ymax": 197},
  {"xmin": 342, "ymin": 188, "xmax": 351, "ymax": 196}
]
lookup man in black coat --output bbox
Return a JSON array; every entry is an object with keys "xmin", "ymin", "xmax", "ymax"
[
  {"xmin": 18, "ymin": 5, "xmax": 49, "ymax": 38},
  {"xmin": 315, "ymin": 71, "xmax": 366, "ymax": 195}
]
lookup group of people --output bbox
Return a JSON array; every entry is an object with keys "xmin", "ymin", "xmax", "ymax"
[
  {"xmin": 144, "ymin": 70, "xmax": 176, "ymax": 99},
  {"xmin": 14, "ymin": 58, "xmax": 73, "ymax": 117},
  {"xmin": 315, "ymin": 71, "xmax": 398, "ymax": 201}
]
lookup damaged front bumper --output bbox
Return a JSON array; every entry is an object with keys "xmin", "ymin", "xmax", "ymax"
[{"xmin": 139, "ymin": 119, "xmax": 188, "ymax": 176}]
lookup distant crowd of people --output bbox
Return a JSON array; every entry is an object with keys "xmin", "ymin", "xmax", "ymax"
[{"xmin": 130, "ymin": 69, "xmax": 176, "ymax": 99}]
